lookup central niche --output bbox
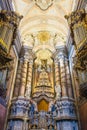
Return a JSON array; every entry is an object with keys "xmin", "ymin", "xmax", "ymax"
[
  {"xmin": 32, "ymin": 49, "xmax": 54, "ymax": 99},
  {"xmin": 38, "ymin": 99, "xmax": 49, "ymax": 112}
]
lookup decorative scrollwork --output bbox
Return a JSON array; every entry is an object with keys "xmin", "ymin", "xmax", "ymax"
[{"xmin": 34, "ymin": 0, "xmax": 55, "ymax": 10}]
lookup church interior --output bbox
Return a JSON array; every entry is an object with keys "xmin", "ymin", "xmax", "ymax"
[{"xmin": 0, "ymin": 0, "xmax": 87, "ymax": 130}]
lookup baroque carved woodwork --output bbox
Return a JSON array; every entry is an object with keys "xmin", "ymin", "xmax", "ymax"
[
  {"xmin": 32, "ymin": 57, "xmax": 54, "ymax": 99},
  {"xmin": 79, "ymin": 81, "xmax": 87, "ymax": 98},
  {"xmin": 65, "ymin": 9, "xmax": 87, "ymax": 71},
  {"xmin": 0, "ymin": 10, "xmax": 22, "ymax": 69},
  {"xmin": 34, "ymin": 0, "xmax": 55, "ymax": 10}
]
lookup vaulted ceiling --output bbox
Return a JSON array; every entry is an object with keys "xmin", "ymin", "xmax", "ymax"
[{"xmin": 12, "ymin": 0, "xmax": 78, "ymax": 60}]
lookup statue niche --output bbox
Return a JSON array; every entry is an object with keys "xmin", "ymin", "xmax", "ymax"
[
  {"xmin": 37, "ymin": 68, "xmax": 51, "ymax": 87},
  {"xmin": 32, "ymin": 59, "xmax": 54, "ymax": 98}
]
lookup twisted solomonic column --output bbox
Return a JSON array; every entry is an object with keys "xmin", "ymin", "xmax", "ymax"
[
  {"xmin": 7, "ymin": 46, "xmax": 34, "ymax": 130},
  {"xmin": 19, "ymin": 59, "xmax": 28, "ymax": 97},
  {"xmin": 53, "ymin": 48, "xmax": 78, "ymax": 130},
  {"xmin": 58, "ymin": 52, "xmax": 68, "ymax": 97},
  {"xmin": 13, "ymin": 46, "xmax": 34, "ymax": 98},
  {"xmin": 54, "ymin": 47, "xmax": 73, "ymax": 98},
  {"xmin": 54, "ymin": 56, "xmax": 61, "ymax": 99},
  {"xmin": 25, "ymin": 58, "xmax": 33, "ymax": 99},
  {"xmin": 54, "ymin": 58, "xmax": 60, "ymax": 87},
  {"xmin": 13, "ymin": 59, "xmax": 23, "ymax": 97},
  {"xmin": 19, "ymin": 47, "xmax": 33, "ymax": 98}
]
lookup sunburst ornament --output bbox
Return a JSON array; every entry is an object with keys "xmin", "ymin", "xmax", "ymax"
[
  {"xmin": 34, "ymin": 0, "xmax": 55, "ymax": 10},
  {"xmin": 37, "ymin": 31, "xmax": 50, "ymax": 43}
]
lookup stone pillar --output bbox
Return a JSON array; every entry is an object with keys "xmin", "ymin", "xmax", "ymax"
[
  {"xmin": 19, "ymin": 46, "xmax": 32, "ymax": 97},
  {"xmin": 13, "ymin": 59, "xmax": 23, "ymax": 97},
  {"xmin": 19, "ymin": 59, "xmax": 28, "ymax": 97},
  {"xmin": 54, "ymin": 47, "xmax": 73, "ymax": 98},
  {"xmin": 13, "ymin": 46, "xmax": 34, "ymax": 98},
  {"xmin": 54, "ymin": 47, "xmax": 78, "ymax": 130},
  {"xmin": 54, "ymin": 59, "xmax": 60, "ymax": 87},
  {"xmin": 54, "ymin": 57, "xmax": 61, "ymax": 99},
  {"xmin": 59, "ymin": 53, "xmax": 68, "ymax": 97},
  {"xmin": 25, "ymin": 58, "xmax": 33, "ymax": 98},
  {"xmin": 65, "ymin": 59, "xmax": 73, "ymax": 98}
]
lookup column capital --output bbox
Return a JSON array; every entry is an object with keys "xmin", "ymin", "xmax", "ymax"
[
  {"xmin": 20, "ymin": 45, "xmax": 34, "ymax": 62},
  {"xmin": 53, "ymin": 45, "xmax": 67, "ymax": 60},
  {"xmin": 65, "ymin": 9, "xmax": 86, "ymax": 27}
]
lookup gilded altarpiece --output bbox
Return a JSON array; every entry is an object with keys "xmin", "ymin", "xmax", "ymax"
[{"xmin": 32, "ymin": 58, "xmax": 54, "ymax": 100}]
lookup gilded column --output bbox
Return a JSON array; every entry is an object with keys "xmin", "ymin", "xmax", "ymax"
[
  {"xmin": 25, "ymin": 55, "xmax": 33, "ymax": 98},
  {"xmin": 50, "ymin": 63, "xmax": 54, "ymax": 93},
  {"xmin": 13, "ymin": 46, "xmax": 33, "ymax": 98},
  {"xmin": 54, "ymin": 58, "xmax": 60, "ymax": 87},
  {"xmin": 13, "ymin": 59, "xmax": 23, "ymax": 97},
  {"xmin": 19, "ymin": 46, "xmax": 29, "ymax": 97},
  {"xmin": 33, "ymin": 64, "xmax": 38, "ymax": 92},
  {"xmin": 6, "ymin": 46, "xmax": 34, "ymax": 130},
  {"xmin": 54, "ymin": 55, "xmax": 61, "ymax": 99},
  {"xmin": 54, "ymin": 49, "xmax": 78, "ymax": 130},
  {"xmin": 54, "ymin": 48, "xmax": 73, "ymax": 98},
  {"xmin": 19, "ymin": 60, "xmax": 28, "ymax": 96},
  {"xmin": 59, "ymin": 53, "xmax": 68, "ymax": 97}
]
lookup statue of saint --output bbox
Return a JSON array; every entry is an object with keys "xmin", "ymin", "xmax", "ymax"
[
  {"xmin": 36, "ymin": 59, "xmax": 51, "ymax": 87},
  {"xmin": 55, "ymin": 85, "xmax": 61, "ymax": 99}
]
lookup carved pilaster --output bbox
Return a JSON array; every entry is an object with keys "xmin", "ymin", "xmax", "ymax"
[
  {"xmin": 65, "ymin": 58, "xmax": 73, "ymax": 98},
  {"xmin": 13, "ymin": 59, "xmax": 23, "ymax": 97},
  {"xmin": 59, "ymin": 54, "xmax": 68, "ymax": 97}
]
